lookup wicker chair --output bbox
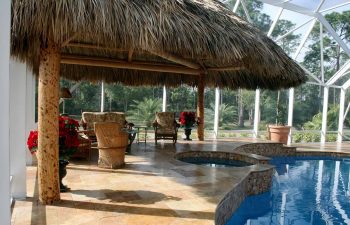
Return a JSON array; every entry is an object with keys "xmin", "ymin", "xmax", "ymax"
[
  {"xmin": 94, "ymin": 122, "xmax": 129, "ymax": 169},
  {"xmin": 81, "ymin": 112, "xmax": 131, "ymax": 142},
  {"xmin": 153, "ymin": 112, "xmax": 179, "ymax": 144}
]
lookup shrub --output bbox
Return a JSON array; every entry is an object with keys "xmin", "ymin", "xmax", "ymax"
[
  {"xmin": 326, "ymin": 134, "xmax": 337, "ymax": 142},
  {"xmin": 303, "ymin": 133, "xmax": 313, "ymax": 142},
  {"xmin": 293, "ymin": 133, "xmax": 303, "ymax": 143},
  {"xmin": 312, "ymin": 133, "xmax": 321, "ymax": 142}
]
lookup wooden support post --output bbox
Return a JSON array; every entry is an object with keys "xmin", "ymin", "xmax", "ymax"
[
  {"xmin": 197, "ymin": 74, "xmax": 205, "ymax": 141},
  {"xmin": 37, "ymin": 38, "xmax": 61, "ymax": 204}
]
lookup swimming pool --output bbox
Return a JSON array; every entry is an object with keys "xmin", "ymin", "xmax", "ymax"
[{"xmin": 226, "ymin": 157, "xmax": 350, "ymax": 225}]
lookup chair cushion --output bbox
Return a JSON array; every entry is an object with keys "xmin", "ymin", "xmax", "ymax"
[
  {"xmin": 155, "ymin": 112, "xmax": 176, "ymax": 135},
  {"xmin": 82, "ymin": 112, "xmax": 126, "ymax": 130},
  {"xmin": 157, "ymin": 128, "xmax": 176, "ymax": 135}
]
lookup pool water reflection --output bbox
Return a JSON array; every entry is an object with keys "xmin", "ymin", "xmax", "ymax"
[{"xmin": 226, "ymin": 157, "xmax": 350, "ymax": 225}]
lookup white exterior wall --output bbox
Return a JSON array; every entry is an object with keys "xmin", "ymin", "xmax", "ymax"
[
  {"xmin": 0, "ymin": 0, "xmax": 12, "ymax": 223},
  {"xmin": 9, "ymin": 60, "xmax": 28, "ymax": 199},
  {"xmin": 25, "ymin": 69, "xmax": 36, "ymax": 165}
]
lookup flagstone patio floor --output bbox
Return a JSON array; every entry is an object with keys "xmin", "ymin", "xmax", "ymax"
[{"xmin": 11, "ymin": 139, "xmax": 350, "ymax": 225}]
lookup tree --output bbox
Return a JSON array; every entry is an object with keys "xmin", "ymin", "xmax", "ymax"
[
  {"xmin": 127, "ymin": 98, "xmax": 162, "ymax": 127},
  {"xmin": 303, "ymin": 11, "xmax": 350, "ymax": 105},
  {"xmin": 227, "ymin": 0, "xmax": 272, "ymax": 33},
  {"xmin": 205, "ymin": 103, "xmax": 238, "ymax": 129},
  {"xmin": 168, "ymin": 86, "xmax": 196, "ymax": 112},
  {"xmin": 272, "ymin": 19, "xmax": 301, "ymax": 55},
  {"xmin": 303, "ymin": 104, "xmax": 350, "ymax": 130}
]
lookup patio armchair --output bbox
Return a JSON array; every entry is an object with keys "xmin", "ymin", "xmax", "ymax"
[
  {"xmin": 81, "ymin": 112, "xmax": 133, "ymax": 143},
  {"xmin": 153, "ymin": 112, "xmax": 179, "ymax": 144},
  {"xmin": 94, "ymin": 122, "xmax": 129, "ymax": 169}
]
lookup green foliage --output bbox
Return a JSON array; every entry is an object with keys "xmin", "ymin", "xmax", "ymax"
[
  {"xmin": 168, "ymin": 86, "xmax": 196, "ymax": 112},
  {"xmin": 127, "ymin": 98, "xmax": 162, "ymax": 127},
  {"xmin": 326, "ymin": 134, "xmax": 337, "ymax": 142},
  {"xmin": 240, "ymin": 133, "xmax": 250, "ymax": 138},
  {"xmin": 204, "ymin": 103, "xmax": 238, "ymax": 129},
  {"xmin": 303, "ymin": 105, "xmax": 349, "ymax": 130},
  {"xmin": 272, "ymin": 19, "xmax": 301, "ymax": 55},
  {"xmin": 227, "ymin": 0, "xmax": 272, "ymax": 32},
  {"xmin": 293, "ymin": 133, "xmax": 303, "ymax": 143},
  {"xmin": 260, "ymin": 90, "xmax": 288, "ymax": 125},
  {"xmin": 304, "ymin": 11, "xmax": 350, "ymax": 77},
  {"xmin": 293, "ymin": 132, "xmax": 338, "ymax": 143}
]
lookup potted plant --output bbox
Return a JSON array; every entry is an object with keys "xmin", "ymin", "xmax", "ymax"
[
  {"xmin": 27, "ymin": 116, "xmax": 80, "ymax": 192},
  {"xmin": 179, "ymin": 111, "xmax": 197, "ymax": 140},
  {"xmin": 267, "ymin": 91, "xmax": 291, "ymax": 144}
]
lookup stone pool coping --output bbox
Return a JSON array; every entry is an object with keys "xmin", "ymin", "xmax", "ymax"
[{"xmin": 175, "ymin": 142, "xmax": 350, "ymax": 225}]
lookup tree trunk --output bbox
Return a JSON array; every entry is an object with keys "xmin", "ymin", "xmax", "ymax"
[
  {"xmin": 124, "ymin": 100, "xmax": 128, "ymax": 112},
  {"xmin": 276, "ymin": 90, "xmax": 280, "ymax": 124},
  {"xmin": 197, "ymin": 74, "xmax": 205, "ymax": 141},
  {"xmin": 37, "ymin": 38, "xmax": 61, "ymax": 204},
  {"xmin": 249, "ymin": 108, "xmax": 254, "ymax": 126},
  {"xmin": 238, "ymin": 89, "xmax": 244, "ymax": 127}
]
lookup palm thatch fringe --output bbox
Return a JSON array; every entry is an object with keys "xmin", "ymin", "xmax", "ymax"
[{"xmin": 11, "ymin": 0, "xmax": 307, "ymax": 89}]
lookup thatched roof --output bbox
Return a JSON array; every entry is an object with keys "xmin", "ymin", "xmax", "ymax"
[{"xmin": 11, "ymin": 0, "xmax": 307, "ymax": 90}]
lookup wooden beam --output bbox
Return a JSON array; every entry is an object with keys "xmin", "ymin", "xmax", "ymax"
[
  {"xmin": 65, "ymin": 43, "xmax": 245, "ymax": 72},
  {"xmin": 146, "ymin": 50, "xmax": 201, "ymax": 69},
  {"xmin": 38, "ymin": 38, "xmax": 61, "ymax": 204},
  {"xmin": 128, "ymin": 49, "xmax": 134, "ymax": 62},
  {"xmin": 61, "ymin": 54, "xmax": 202, "ymax": 75},
  {"xmin": 66, "ymin": 43, "xmax": 201, "ymax": 69},
  {"xmin": 62, "ymin": 33, "xmax": 78, "ymax": 47},
  {"xmin": 197, "ymin": 74, "xmax": 205, "ymax": 141}
]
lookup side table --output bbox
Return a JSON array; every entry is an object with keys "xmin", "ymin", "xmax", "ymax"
[{"xmin": 134, "ymin": 126, "xmax": 148, "ymax": 144}]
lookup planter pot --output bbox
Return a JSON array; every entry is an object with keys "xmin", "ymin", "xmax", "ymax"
[
  {"xmin": 184, "ymin": 128, "xmax": 192, "ymax": 141},
  {"xmin": 268, "ymin": 125, "xmax": 291, "ymax": 145},
  {"xmin": 59, "ymin": 159, "xmax": 69, "ymax": 192}
]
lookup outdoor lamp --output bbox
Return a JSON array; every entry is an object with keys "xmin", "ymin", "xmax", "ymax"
[{"xmin": 60, "ymin": 87, "xmax": 72, "ymax": 115}]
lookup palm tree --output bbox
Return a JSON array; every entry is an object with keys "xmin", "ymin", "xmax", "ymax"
[
  {"xmin": 205, "ymin": 103, "xmax": 238, "ymax": 129},
  {"xmin": 127, "ymin": 98, "xmax": 162, "ymax": 127}
]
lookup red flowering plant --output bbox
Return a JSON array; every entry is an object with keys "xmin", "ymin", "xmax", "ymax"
[
  {"xmin": 179, "ymin": 111, "xmax": 197, "ymax": 128},
  {"xmin": 27, "ymin": 116, "xmax": 80, "ymax": 160}
]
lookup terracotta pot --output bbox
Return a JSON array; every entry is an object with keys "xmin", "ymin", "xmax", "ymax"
[{"xmin": 268, "ymin": 125, "xmax": 291, "ymax": 145}]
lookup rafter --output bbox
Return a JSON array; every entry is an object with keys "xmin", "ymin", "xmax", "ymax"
[
  {"xmin": 145, "ymin": 50, "xmax": 201, "ymax": 69},
  {"xmin": 61, "ymin": 54, "xmax": 202, "ymax": 75},
  {"xmin": 61, "ymin": 54, "xmax": 244, "ymax": 75},
  {"xmin": 65, "ymin": 43, "xmax": 202, "ymax": 69},
  {"xmin": 128, "ymin": 49, "xmax": 134, "ymax": 62},
  {"xmin": 66, "ymin": 43, "xmax": 127, "ymax": 52},
  {"xmin": 62, "ymin": 34, "xmax": 78, "ymax": 47}
]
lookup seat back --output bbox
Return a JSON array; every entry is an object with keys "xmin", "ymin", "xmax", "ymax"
[
  {"xmin": 156, "ymin": 112, "xmax": 175, "ymax": 130},
  {"xmin": 94, "ymin": 122, "xmax": 128, "ymax": 149},
  {"xmin": 82, "ymin": 112, "xmax": 126, "ymax": 130}
]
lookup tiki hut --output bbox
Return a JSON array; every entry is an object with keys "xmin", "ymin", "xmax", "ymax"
[{"xmin": 11, "ymin": 0, "xmax": 307, "ymax": 204}]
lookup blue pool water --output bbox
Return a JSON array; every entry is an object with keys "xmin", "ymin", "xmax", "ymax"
[
  {"xmin": 226, "ymin": 157, "xmax": 350, "ymax": 225},
  {"xmin": 179, "ymin": 157, "xmax": 252, "ymax": 167}
]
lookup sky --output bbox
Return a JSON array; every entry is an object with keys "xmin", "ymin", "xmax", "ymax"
[{"xmin": 259, "ymin": 0, "xmax": 350, "ymax": 61}]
